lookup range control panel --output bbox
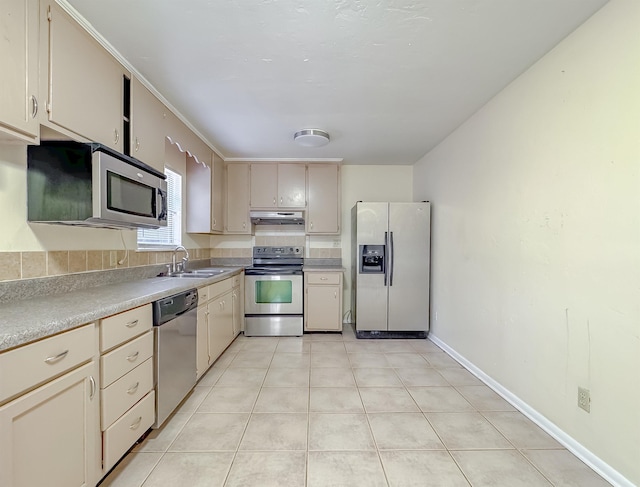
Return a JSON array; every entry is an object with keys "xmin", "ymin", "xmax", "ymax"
[{"xmin": 253, "ymin": 246, "xmax": 303, "ymax": 258}]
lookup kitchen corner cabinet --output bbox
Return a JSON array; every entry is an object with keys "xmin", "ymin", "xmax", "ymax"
[
  {"xmin": 130, "ymin": 77, "xmax": 166, "ymax": 172},
  {"xmin": 225, "ymin": 163, "xmax": 251, "ymax": 234},
  {"xmin": 304, "ymin": 271, "xmax": 343, "ymax": 332},
  {"xmin": 232, "ymin": 273, "xmax": 243, "ymax": 336},
  {"xmin": 0, "ymin": 0, "xmax": 40, "ymax": 142},
  {"xmin": 0, "ymin": 324, "xmax": 100, "ymax": 487},
  {"xmin": 307, "ymin": 164, "xmax": 340, "ymax": 234},
  {"xmin": 250, "ymin": 163, "xmax": 306, "ymax": 209},
  {"xmin": 43, "ymin": 0, "xmax": 128, "ymax": 152}
]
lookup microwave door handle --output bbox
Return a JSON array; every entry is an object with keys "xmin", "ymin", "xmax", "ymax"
[
  {"xmin": 383, "ymin": 231, "xmax": 388, "ymax": 286},
  {"xmin": 158, "ymin": 188, "xmax": 168, "ymax": 221}
]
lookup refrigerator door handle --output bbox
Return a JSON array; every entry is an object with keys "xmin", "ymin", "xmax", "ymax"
[
  {"xmin": 389, "ymin": 231, "xmax": 394, "ymax": 286},
  {"xmin": 383, "ymin": 231, "xmax": 388, "ymax": 286}
]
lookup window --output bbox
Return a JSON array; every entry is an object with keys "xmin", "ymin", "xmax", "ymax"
[{"xmin": 137, "ymin": 168, "xmax": 182, "ymax": 248}]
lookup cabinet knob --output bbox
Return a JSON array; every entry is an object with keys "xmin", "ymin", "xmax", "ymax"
[
  {"xmin": 320, "ymin": 277, "xmax": 328, "ymax": 281},
  {"xmin": 30, "ymin": 95, "xmax": 38, "ymax": 118},
  {"xmin": 127, "ymin": 382, "xmax": 140, "ymax": 395},
  {"xmin": 334, "ymin": 291, "xmax": 337, "ymax": 299},
  {"xmin": 280, "ymin": 197, "xmax": 283, "ymax": 204},
  {"xmin": 310, "ymin": 222, "xmax": 313, "ymax": 229},
  {"xmin": 114, "ymin": 129, "xmax": 120, "ymax": 143},
  {"xmin": 135, "ymin": 137, "xmax": 140, "ymax": 151},
  {"xmin": 129, "ymin": 416, "xmax": 143, "ymax": 430},
  {"xmin": 273, "ymin": 197, "xmax": 276, "ymax": 205}
]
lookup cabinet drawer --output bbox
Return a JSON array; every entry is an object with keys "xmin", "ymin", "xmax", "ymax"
[
  {"xmin": 306, "ymin": 273, "xmax": 341, "ymax": 285},
  {"xmin": 232, "ymin": 275, "xmax": 241, "ymax": 287},
  {"xmin": 100, "ymin": 304, "xmax": 152, "ymax": 352},
  {"xmin": 103, "ymin": 390, "xmax": 155, "ymax": 472},
  {"xmin": 209, "ymin": 278, "xmax": 233, "ymax": 299},
  {"xmin": 0, "ymin": 323, "xmax": 95, "ymax": 404},
  {"xmin": 101, "ymin": 358, "xmax": 153, "ymax": 430},
  {"xmin": 100, "ymin": 331, "xmax": 153, "ymax": 388},
  {"xmin": 198, "ymin": 284, "xmax": 210, "ymax": 303}
]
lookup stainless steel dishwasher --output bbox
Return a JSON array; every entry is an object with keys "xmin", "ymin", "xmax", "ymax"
[{"xmin": 152, "ymin": 288, "xmax": 198, "ymax": 428}]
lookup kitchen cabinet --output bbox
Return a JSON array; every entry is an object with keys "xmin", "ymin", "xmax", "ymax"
[
  {"xmin": 225, "ymin": 163, "xmax": 251, "ymax": 234},
  {"xmin": 43, "ymin": 0, "xmax": 128, "ymax": 152},
  {"xmin": 98, "ymin": 304, "xmax": 154, "ymax": 474},
  {"xmin": 250, "ymin": 163, "xmax": 306, "ymax": 209},
  {"xmin": 307, "ymin": 164, "xmax": 340, "ymax": 234},
  {"xmin": 0, "ymin": 0, "xmax": 39, "ymax": 142},
  {"xmin": 0, "ymin": 324, "xmax": 100, "ymax": 487},
  {"xmin": 196, "ymin": 276, "xmax": 239, "ymax": 378},
  {"xmin": 304, "ymin": 271, "xmax": 343, "ymax": 332},
  {"xmin": 232, "ymin": 273, "xmax": 243, "ymax": 336},
  {"xmin": 130, "ymin": 76, "xmax": 166, "ymax": 172},
  {"xmin": 186, "ymin": 152, "xmax": 224, "ymax": 234}
]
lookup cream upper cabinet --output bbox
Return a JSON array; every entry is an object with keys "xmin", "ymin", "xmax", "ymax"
[
  {"xmin": 225, "ymin": 163, "xmax": 251, "ymax": 234},
  {"xmin": 307, "ymin": 164, "xmax": 340, "ymax": 234},
  {"xmin": 0, "ymin": 0, "xmax": 39, "ymax": 141},
  {"xmin": 250, "ymin": 163, "xmax": 278, "ymax": 208},
  {"xmin": 130, "ymin": 77, "xmax": 166, "ymax": 172},
  {"xmin": 43, "ymin": 1, "xmax": 128, "ymax": 152},
  {"xmin": 250, "ymin": 163, "xmax": 306, "ymax": 209},
  {"xmin": 278, "ymin": 163, "xmax": 306, "ymax": 208},
  {"xmin": 304, "ymin": 272, "xmax": 343, "ymax": 332},
  {"xmin": 211, "ymin": 154, "xmax": 224, "ymax": 233}
]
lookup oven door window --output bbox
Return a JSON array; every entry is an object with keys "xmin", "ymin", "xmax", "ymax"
[
  {"xmin": 107, "ymin": 171, "xmax": 155, "ymax": 217},
  {"xmin": 255, "ymin": 280, "xmax": 293, "ymax": 304}
]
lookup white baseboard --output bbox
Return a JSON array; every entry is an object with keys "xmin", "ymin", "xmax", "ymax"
[{"xmin": 428, "ymin": 334, "xmax": 634, "ymax": 487}]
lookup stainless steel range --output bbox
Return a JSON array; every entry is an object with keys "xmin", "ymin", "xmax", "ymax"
[{"xmin": 244, "ymin": 246, "xmax": 304, "ymax": 336}]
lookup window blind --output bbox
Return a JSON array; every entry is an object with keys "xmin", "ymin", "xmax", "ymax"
[{"xmin": 137, "ymin": 168, "xmax": 182, "ymax": 248}]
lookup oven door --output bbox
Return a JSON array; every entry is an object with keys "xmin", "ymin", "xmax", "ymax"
[{"xmin": 245, "ymin": 274, "xmax": 303, "ymax": 315}]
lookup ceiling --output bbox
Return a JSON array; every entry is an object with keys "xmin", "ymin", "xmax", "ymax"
[{"xmin": 64, "ymin": 0, "xmax": 608, "ymax": 165}]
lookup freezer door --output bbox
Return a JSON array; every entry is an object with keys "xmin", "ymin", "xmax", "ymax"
[
  {"xmin": 354, "ymin": 202, "xmax": 389, "ymax": 331},
  {"xmin": 387, "ymin": 202, "xmax": 431, "ymax": 332}
]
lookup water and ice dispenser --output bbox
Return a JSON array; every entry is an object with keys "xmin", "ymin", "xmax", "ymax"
[{"xmin": 359, "ymin": 245, "xmax": 385, "ymax": 274}]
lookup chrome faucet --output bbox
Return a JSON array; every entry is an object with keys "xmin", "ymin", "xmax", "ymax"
[{"xmin": 172, "ymin": 246, "xmax": 189, "ymax": 273}]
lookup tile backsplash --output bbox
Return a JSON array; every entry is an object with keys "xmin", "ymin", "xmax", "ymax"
[{"xmin": 0, "ymin": 248, "xmax": 214, "ymax": 282}]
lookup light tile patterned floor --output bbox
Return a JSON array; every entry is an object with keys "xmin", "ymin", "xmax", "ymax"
[{"xmin": 101, "ymin": 325, "xmax": 610, "ymax": 487}]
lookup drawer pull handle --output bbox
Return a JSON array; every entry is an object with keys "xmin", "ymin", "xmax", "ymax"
[
  {"xmin": 129, "ymin": 416, "xmax": 143, "ymax": 430},
  {"xmin": 125, "ymin": 320, "xmax": 139, "ymax": 328},
  {"xmin": 320, "ymin": 277, "xmax": 328, "ymax": 280},
  {"xmin": 44, "ymin": 350, "xmax": 69, "ymax": 364},
  {"xmin": 127, "ymin": 382, "xmax": 140, "ymax": 394},
  {"xmin": 126, "ymin": 351, "xmax": 140, "ymax": 362},
  {"xmin": 89, "ymin": 375, "xmax": 96, "ymax": 400}
]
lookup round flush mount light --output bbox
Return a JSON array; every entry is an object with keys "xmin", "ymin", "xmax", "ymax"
[{"xmin": 293, "ymin": 129, "xmax": 330, "ymax": 147}]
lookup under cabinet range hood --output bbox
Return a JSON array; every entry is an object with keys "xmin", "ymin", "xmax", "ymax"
[{"xmin": 249, "ymin": 211, "xmax": 304, "ymax": 225}]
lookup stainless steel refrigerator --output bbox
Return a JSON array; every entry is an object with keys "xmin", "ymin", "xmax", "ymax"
[{"xmin": 351, "ymin": 202, "xmax": 431, "ymax": 337}]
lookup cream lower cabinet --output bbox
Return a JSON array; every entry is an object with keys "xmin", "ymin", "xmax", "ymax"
[
  {"xmin": 304, "ymin": 272, "xmax": 343, "ymax": 332},
  {"xmin": 232, "ymin": 273, "xmax": 244, "ymax": 336},
  {"xmin": 98, "ymin": 304, "xmax": 154, "ymax": 474},
  {"xmin": 197, "ymin": 277, "xmax": 238, "ymax": 378},
  {"xmin": 0, "ymin": 324, "xmax": 100, "ymax": 487}
]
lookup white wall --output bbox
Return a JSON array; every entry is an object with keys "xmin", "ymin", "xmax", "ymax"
[
  {"xmin": 340, "ymin": 165, "xmax": 413, "ymax": 317},
  {"xmin": 413, "ymin": 0, "xmax": 640, "ymax": 484}
]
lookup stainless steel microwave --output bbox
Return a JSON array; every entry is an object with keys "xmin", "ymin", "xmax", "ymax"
[{"xmin": 27, "ymin": 142, "xmax": 167, "ymax": 229}]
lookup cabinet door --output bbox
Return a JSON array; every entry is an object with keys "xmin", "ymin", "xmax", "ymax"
[
  {"xmin": 225, "ymin": 163, "xmax": 250, "ymax": 234},
  {"xmin": 211, "ymin": 154, "xmax": 224, "ymax": 232},
  {"xmin": 250, "ymin": 163, "xmax": 277, "ymax": 208},
  {"xmin": 278, "ymin": 163, "xmax": 306, "ymax": 208},
  {"xmin": 0, "ymin": 0, "xmax": 39, "ymax": 140},
  {"xmin": 186, "ymin": 153, "xmax": 212, "ymax": 234},
  {"xmin": 208, "ymin": 291, "xmax": 234, "ymax": 363},
  {"xmin": 232, "ymin": 286, "xmax": 241, "ymax": 337},
  {"xmin": 305, "ymin": 285, "xmax": 342, "ymax": 331},
  {"xmin": 307, "ymin": 164, "xmax": 340, "ymax": 234},
  {"xmin": 196, "ymin": 304, "xmax": 210, "ymax": 379},
  {"xmin": 0, "ymin": 361, "xmax": 99, "ymax": 487},
  {"xmin": 46, "ymin": 1, "xmax": 126, "ymax": 151},
  {"xmin": 131, "ymin": 77, "xmax": 166, "ymax": 171}
]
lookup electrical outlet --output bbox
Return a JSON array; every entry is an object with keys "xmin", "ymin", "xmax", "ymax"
[{"xmin": 578, "ymin": 387, "xmax": 590, "ymax": 413}]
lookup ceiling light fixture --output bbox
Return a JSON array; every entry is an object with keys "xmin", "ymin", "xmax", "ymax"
[{"xmin": 294, "ymin": 129, "xmax": 330, "ymax": 147}]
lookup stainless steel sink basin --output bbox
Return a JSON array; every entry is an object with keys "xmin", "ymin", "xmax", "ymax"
[{"xmin": 168, "ymin": 268, "xmax": 228, "ymax": 278}]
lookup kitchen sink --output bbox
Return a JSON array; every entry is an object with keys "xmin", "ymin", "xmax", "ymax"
[{"xmin": 168, "ymin": 268, "xmax": 229, "ymax": 278}]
